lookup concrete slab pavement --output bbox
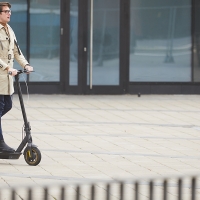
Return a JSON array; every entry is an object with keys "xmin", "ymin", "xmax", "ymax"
[{"xmin": 0, "ymin": 94, "xmax": 200, "ymax": 199}]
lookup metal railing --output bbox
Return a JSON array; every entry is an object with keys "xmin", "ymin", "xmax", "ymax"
[{"xmin": 1, "ymin": 174, "xmax": 199, "ymax": 200}]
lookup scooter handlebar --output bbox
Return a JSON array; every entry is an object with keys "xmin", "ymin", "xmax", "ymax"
[{"xmin": 17, "ymin": 69, "xmax": 34, "ymax": 74}]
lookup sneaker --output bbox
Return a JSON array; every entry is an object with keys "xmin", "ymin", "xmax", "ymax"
[{"xmin": 0, "ymin": 140, "xmax": 15, "ymax": 153}]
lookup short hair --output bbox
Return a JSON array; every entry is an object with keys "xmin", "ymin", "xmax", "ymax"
[{"xmin": 0, "ymin": 2, "xmax": 11, "ymax": 12}]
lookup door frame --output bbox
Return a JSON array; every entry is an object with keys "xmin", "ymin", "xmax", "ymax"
[{"xmin": 60, "ymin": 0, "xmax": 130, "ymax": 94}]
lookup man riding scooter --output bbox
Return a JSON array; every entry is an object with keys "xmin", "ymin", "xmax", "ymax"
[{"xmin": 0, "ymin": 2, "xmax": 33, "ymax": 152}]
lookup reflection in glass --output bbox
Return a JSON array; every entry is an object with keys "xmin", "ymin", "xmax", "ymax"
[
  {"xmin": 130, "ymin": 0, "xmax": 191, "ymax": 82},
  {"xmin": 29, "ymin": 1, "xmax": 60, "ymax": 82},
  {"xmin": 9, "ymin": 0, "xmax": 27, "ymax": 71},
  {"xmin": 69, "ymin": 0, "xmax": 78, "ymax": 85},
  {"xmin": 88, "ymin": 0, "xmax": 120, "ymax": 85},
  {"xmin": 193, "ymin": 0, "xmax": 200, "ymax": 82}
]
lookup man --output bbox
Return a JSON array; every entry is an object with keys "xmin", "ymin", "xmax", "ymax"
[{"xmin": 0, "ymin": 2, "xmax": 33, "ymax": 152}]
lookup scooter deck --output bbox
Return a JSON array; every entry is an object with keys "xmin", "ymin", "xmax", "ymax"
[{"xmin": 0, "ymin": 152, "xmax": 21, "ymax": 159}]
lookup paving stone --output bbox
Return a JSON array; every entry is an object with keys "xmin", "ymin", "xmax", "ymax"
[{"xmin": 0, "ymin": 94, "xmax": 200, "ymax": 199}]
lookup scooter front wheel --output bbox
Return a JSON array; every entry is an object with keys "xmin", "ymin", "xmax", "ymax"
[{"xmin": 24, "ymin": 147, "xmax": 41, "ymax": 166}]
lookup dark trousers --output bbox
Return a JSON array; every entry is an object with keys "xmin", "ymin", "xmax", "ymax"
[{"xmin": 0, "ymin": 95, "xmax": 12, "ymax": 140}]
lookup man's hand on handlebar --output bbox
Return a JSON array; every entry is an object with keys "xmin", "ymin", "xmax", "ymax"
[
  {"xmin": 24, "ymin": 65, "xmax": 33, "ymax": 74},
  {"xmin": 7, "ymin": 65, "xmax": 34, "ymax": 76},
  {"xmin": 8, "ymin": 68, "xmax": 18, "ymax": 76}
]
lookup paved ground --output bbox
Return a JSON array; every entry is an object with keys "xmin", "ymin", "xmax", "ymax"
[{"xmin": 1, "ymin": 94, "xmax": 200, "ymax": 199}]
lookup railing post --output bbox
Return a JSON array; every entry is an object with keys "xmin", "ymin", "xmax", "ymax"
[
  {"xmin": 61, "ymin": 186, "xmax": 65, "ymax": 200},
  {"xmin": 106, "ymin": 184, "xmax": 110, "ymax": 200},
  {"xmin": 76, "ymin": 186, "xmax": 80, "ymax": 200},
  {"xmin": 28, "ymin": 188, "xmax": 32, "ymax": 200},
  {"xmin": 11, "ymin": 189, "xmax": 15, "ymax": 200},
  {"xmin": 135, "ymin": 182, "xmax": 139, "ymax": 200},
  {"xmin": 165, "ymin": 7, "xmax": 176, "ymax": 63},
  {"xmin": 191, "ymin": 177, "xmax": 196, "ymax": 200},
  {"xmin": 91, "ymin": 184, "xmax": 95, "ymax": 200},
  {"xmin": 163, "ymin": 180, "xmax": 167, "ymax": 200},
  {"xmin": 178, "ymin": 179, "xmax": 182, "ymax": 200},
  {"xmin": 149, "ymin": 181, "xmax": 153, "ymax": 200},
  {"xmin": 120, "ymin": 182, "xmax": 124, "ymax": 200},
  {"xmin": 44, "ymin": 187, "xmax": 48, "ymax": 200}
]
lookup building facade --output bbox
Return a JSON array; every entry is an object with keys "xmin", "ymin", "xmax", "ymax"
[{"xmin": 9, "ymin": 0, "xmax": 200, "ymax": 94}]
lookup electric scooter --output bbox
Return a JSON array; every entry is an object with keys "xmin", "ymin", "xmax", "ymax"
[{"xmin": 0, "ymin": 70, "xmax": 41, "ymax": 166}]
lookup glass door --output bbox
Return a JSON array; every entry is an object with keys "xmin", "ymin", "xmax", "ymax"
[
  {"xmin": 87, "ymin": 0, "xmax": 120, "ymax": 88},
  {"xmin": 61, "ymin": 0, "xmax": 125, "ymax": 94}
]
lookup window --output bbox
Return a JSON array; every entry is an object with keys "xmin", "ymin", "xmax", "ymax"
[
  {"xmin": 130, "ymin": 0, "xmax": 191, "ymax": 82},
  {"xmin": 29, "ymin": 1, "xmax": 60, "ymax": 81},
  {"xmin": 9, "ymin": 0, "xmax": 27, "ymax": 71}
]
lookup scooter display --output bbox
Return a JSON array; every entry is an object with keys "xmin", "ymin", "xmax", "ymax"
[{"xmin": 0, "ymin": 70, "xmax": 41, "ymax": 166}]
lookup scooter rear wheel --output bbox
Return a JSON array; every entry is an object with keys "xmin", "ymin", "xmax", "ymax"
[{"xmin": 24, "ymin": 147, "xmax": 41, "ymax": 166}]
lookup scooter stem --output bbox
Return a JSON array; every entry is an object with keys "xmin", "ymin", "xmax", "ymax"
[
  {"xmin": 15, "ymin": 73, "xmax": 32, "ymax": 152},
  {"xmin": 15, "ymin": 73, "xmax": 29, "ymax": 128}
]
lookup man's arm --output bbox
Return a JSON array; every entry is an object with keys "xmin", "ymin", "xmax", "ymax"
[{"xmin": 13, "ymin": 40, "xmax": 30, "ymax": 68}]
